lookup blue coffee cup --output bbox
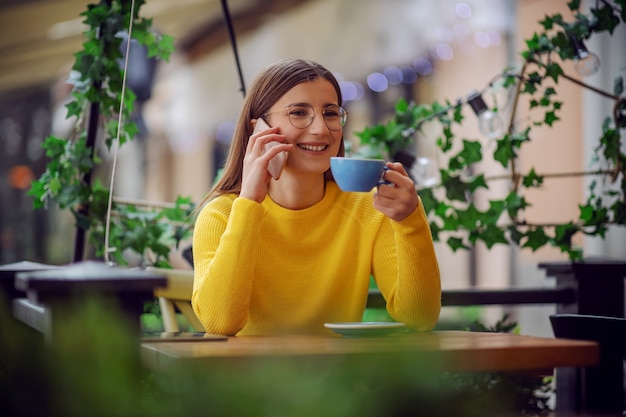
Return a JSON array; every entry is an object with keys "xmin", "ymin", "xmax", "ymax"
[{"xmin": 330, "ymin": 157, "xmax": 390, "ymax": 192}]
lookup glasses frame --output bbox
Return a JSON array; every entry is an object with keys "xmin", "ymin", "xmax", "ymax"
[{"xmin": 262, "ymin": 103, "xmax": 347, "ymax": 131}]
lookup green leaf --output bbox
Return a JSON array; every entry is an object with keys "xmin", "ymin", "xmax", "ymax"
[
  {"xmin": 592, "ymin": 4, "xmax": 620, "ymax": 34},
  {"xmin": 508, "ymin": 226, "xmax": 524, "ymax": 245},
  {"xmin": 395, "ymin": 98, "xmax": 408, "ymax": 112},
  {"xmin": 579, "ymin": 204, "xmax": 594, "ymax": 223},
  {"xmin": 442, "ymin": 212, "xmax": 459, "ymax": 231},
  {"xmin": 544, "ymin": 87, "xmax": 557, "ymax": 98},
  {"xmin": 449, "ymin": 140, "xmax": 482, "ymax": 170},
  {"xmin": 150, "ymin": 34, "xmax": 175, "ymax": 61},
  {"xmin": 614, "ymin": 76, "xmax": 624, "ymax": 96},
  {"xmin": 429, "ymin": 221, "xmax": 442, "ymax": 242},
  {"xmin": 457, "ymin": 203, "xmax": 481, "ymax": 230},
  {"xmin": 539, "ymin": 16, "xmax": 554, "ymax": 30},
  {"xmin": 83, "ymin": 39, "xmax": 103, "ymax": 56},
  {"xmin": 523, "ymin": 228, "xmax": 549, "ymax": 251},
  {"xmin": 545, "ymin": 63, "xmax": 563, "ymax": 83},
  {"xmin": 523, "ymin": 81, "xmax": 538, "ymax": 95},
  {"xmin": 441, "ymin": 172, "xmax": 470, "ymax": 202},
  {"xmin": 417, "ymin": 188, "xmax": 437, "ymax": 215},
  {"xmin": 459, "ymin": 140, "xmax": 482, "ymax": 164},
  {"xmin": 610, "ymin": 199, "xmax": 626, "ymax": 224},
  {"xmin": 477, "ymin": 225, "xmax": 508, "ymax": 249},
  {"xmin": 452, "ymin": 103, "xmax": 464, "ymax": 124},
  {"xmin": 447, "ymin": 236, "xmax": 469, "ymax": 252},
  {"xmin": 505, "ymin": 192, "xmax": 529, "ymax": 219},
  {"xmin": 522, "ymin": 168, "xmax": 544, "ymax": 188},
  {"xmin": 484, "ymin": 200, "xmax": 506, "ymax": 225},
  {"xmin": 467, "ymin": 174, "xmax": 488, "ymax": 193},
  {"xmin": 553, "ymin": 222, "xmax": 579, "ymax": 247},
  {"xmin": 579, "ymin": 203, "xmax": 609, "ymax": 230},
  {"xmin": 27, "ymin": 180, "xmax": 47, "ymax": 208},
  {"xmin": 494, "ymin": 135, "xmax": 515, "ymax": 168},
  {"xmin": 49, "ymin": 177, "xmax": 63, "ymax": 195},
  {"xmin": 567, "ymin": 0, "xmax": 580, "ymax": 10},
  {"xmin": 544, "ymin": 111, "xmax": 559, "ymax": 126},
  {"xmin": 434, "ymin": 201, "xmax": 452, "ymax": 219}
]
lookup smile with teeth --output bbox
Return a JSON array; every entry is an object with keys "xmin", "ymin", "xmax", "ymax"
[{"xmin": 298, "ymin": 144, "xmax": 328, "ymax": 152}]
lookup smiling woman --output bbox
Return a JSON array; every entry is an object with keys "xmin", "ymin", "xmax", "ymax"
[{"xmin": 190, "ymin": 58, "xmax": 442, "ymax": 336}]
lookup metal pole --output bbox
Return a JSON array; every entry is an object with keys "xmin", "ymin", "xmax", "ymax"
[{"xmin": 220, "ymin": 0, "xmax": 246, "ymax": 98}]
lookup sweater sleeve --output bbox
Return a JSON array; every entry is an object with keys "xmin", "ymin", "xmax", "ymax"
[
  {"xmin": 371, "ymin": 199, "xmax": 441, "ymax": 331},
  {"xmin": 191, "ymin": 196, "xmax": 266, "ymax": 335}
]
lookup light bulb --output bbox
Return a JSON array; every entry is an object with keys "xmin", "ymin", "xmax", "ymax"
[
  {"xmin": 574, "ymin": 50, "xmax": 601, "ymax": 76},
  {"xmin": 571, "ymin": 37, "xmax": 600, "ymax": 76},
  {"xmin": 477, "ymin": 111, "xmax": 504, "ymax": 139},
  {"xmin": 467, "ymin": 90, "xmax": 504, "ymax": 139},
  {"xmin": 411, "ymin": 157, "xmax": 440, "ymax": 188}
]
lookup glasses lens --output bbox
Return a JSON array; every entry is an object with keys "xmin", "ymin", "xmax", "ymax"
[
  {"xmin": 322, "ymin": 105, "xmax": 346, "ymax": 130},
  {"xmin": 287, "ymin": 105, "xmax": 314, "ymax": 129}
]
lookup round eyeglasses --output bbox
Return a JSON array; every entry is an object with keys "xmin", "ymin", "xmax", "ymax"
[{"xmin": 262, "ymin": 104, "xmax": 347, "ymax": 131}]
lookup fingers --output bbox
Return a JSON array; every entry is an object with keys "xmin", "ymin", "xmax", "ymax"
[
  {"xmin": 373, "ymin": 162, "xmax": 419, "ymax": 221},
  {"xmin": 240, "ymin": 123, "xmax": 293, "ymax": 203},
  {"xmin": 378, "ymin": 162, "xmax": 412, "ymax": 192},
  {"xmin": 248, "ymin": 124, "xmax": 281, "ymax": 154},
  {"xmin": 252, "ymin": 127, "xmax": 293, "ymax": 155}
]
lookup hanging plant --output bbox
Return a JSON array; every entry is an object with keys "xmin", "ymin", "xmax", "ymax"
[
  {"xmin": 27, "ymin": 0, "xmax": 190, "ymax": 267},
  {"xmin": 354, "ymin": 0, "xmax": 626, "ymax": 260}
]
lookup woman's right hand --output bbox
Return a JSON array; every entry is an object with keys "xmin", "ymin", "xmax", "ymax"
[{"xmin": 239, "ymin": 122, "xmax": 292, "ymax": 203}]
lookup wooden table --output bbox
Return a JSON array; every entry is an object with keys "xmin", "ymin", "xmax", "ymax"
[
  {"xmin": 142, "ymin": 330, "xmax": 598, "ymax": 372},
  {"xmin": 141, "ymin": 331, "xmax": 598, "ymax": 416}
]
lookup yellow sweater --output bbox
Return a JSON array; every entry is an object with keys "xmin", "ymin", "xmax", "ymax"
[{"xmin": 192, "ymin": 181, "xmax": 441, "ymax": 336}]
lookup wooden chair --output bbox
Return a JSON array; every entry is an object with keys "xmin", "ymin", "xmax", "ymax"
[
  {"xmin": 550, "ymin": 313, "xmax": 626, "ymax": 416},
  {"xmin": 148, "ymin": 268, "xmax": 204, "ymax": 332}
]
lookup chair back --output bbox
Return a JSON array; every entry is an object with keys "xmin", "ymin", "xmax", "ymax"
[
  {"xmin": 148, "ymin": 268, "xmax": 204, "ymax": 332},
  {"xmin": 550, "ymin": 313, "xmax": 626, "ymax": 357}
]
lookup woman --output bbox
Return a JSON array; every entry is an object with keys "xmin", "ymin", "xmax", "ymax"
[{"xmin": 192, "ymin": 59, "xmax": 441, "ymax": 336}]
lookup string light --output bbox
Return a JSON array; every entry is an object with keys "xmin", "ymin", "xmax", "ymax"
[
  {"xmin": 466, "ymin": 90, "xmax": 504, "ymax": 139},
  {"xmin": 571, "ymin": 36, "xmax": 601, "ymax": 76}
]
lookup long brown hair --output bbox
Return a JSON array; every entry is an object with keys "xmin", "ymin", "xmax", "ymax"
[{"xmin": 200, "ymin": 59, "xmax": 345, "ymax": 207}]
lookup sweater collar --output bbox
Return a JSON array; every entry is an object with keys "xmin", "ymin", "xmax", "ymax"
[{"xmin": 262, "ymin": 181, "xmax": 340, "ymax": 220}]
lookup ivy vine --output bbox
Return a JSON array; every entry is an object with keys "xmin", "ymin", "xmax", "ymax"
[
  {"xmin": 28, "ymin": 0, "xmax": 190, "ymax": 267},
  {"xmin": 355, "ymin": 0, "xmax": 626, "ymax": 260}
]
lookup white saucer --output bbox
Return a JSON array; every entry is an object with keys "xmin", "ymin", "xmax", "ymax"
[{"xmin": 324, "ymin": 321, "xmax": 407, "ymax": 338}]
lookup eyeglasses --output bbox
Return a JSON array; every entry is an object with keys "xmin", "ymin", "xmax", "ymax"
[{"xmin": 262, "ymin": 103, "xmax": 347, "ymax": 131}]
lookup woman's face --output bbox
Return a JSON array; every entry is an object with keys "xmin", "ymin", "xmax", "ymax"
[{"xmin": 263, "ymin": 78, "xmax": 343, "ymax": 177}]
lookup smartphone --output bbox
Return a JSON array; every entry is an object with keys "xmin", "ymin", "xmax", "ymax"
[
  {"xmin": 253, "ymin": 118, "xmax": 288, "ymax": 180},
  {"xmin": 141, "ymin": 332, "xmax": 227, "ymax": 342}
]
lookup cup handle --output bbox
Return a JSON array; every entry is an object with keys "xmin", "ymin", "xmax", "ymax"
[{"xmin": 377, "ymin": 166, "xmax": 393, "ymax": 187}]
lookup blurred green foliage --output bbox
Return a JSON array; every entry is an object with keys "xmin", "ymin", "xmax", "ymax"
[
  {"xmin": 26, "ymin": 0, "xmax": 190, "ymax": 267},
  {"xmin": 1, "ymin": 292, "xmax": 552, "ymax": 417}
]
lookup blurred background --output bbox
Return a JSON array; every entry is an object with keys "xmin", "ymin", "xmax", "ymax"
[{"xmin": 1, "ymin": 0, "xmax": 624, "ymax": 336}]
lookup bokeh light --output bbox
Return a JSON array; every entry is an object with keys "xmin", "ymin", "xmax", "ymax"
[
  {"xmin": 413, "ymin": 57, "xmax": 433, "ymax": 76},
  {"xmin": 367, "ymin": 72, "xmax": 389, "ymax": 92},
  {"xmin": 434, "ymin": 43, "xmax": 454, "ymax": 60},
  {"xmin": 454, "ymin": 2, "xmax": 472, "ymax": 19}
]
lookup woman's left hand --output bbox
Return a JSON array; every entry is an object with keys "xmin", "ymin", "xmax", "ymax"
[{"xmin": 373, "ymin": 162, "xmax": 419, "ymax": 222}]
